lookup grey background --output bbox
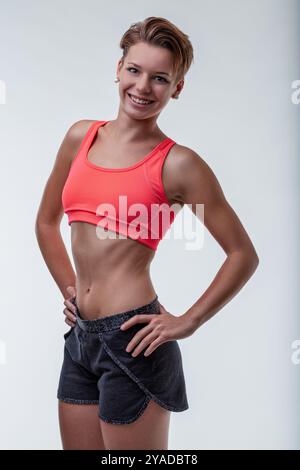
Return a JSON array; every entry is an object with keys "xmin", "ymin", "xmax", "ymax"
[{"xmin": 0, "ymin": 0, "xmax": 299, "ymax": 449}]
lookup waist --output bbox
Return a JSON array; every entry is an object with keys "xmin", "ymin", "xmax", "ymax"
[
  {"xmin": 73, "ymin": 277, "xmax": 157, "ymax": 320},
  {"xmin": 73, "ymin": 294, "xmax": 160, "ymax": 332}
]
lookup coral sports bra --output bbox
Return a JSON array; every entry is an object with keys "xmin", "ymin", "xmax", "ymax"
[{"xmin": 62, "ymin": 120, "xmax": 178, "ymax": 251}]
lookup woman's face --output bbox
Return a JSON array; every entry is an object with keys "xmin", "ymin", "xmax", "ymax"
[{"xmin": 117, "ymin": 41, "xmax": 183, "ymax": 118}]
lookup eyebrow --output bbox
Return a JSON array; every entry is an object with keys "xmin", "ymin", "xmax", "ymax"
[{"xmin": 127, "ymin": 62, "xmax": 170, "ymax": 76}]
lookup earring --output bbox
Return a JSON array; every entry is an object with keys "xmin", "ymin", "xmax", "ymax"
[
  {"xmin": 173, "ymin": 95, "xmax": 179, "ymax": 99},
  {"xmin": 114, "ymin": 77, "xmax": 120, "ymax": 83}
]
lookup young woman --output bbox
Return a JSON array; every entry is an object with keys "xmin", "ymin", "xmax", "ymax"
[{"xmin": 35, "ymin": 16, "xmax": 259, "ymax": 450}]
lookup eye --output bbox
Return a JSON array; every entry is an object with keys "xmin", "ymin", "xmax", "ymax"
[
  {"xmin": 127, "ymin": 67, "xmax": 138, "ymax": 73},
  {"xmin": 155, "ymin": 76, "xmax": 168, "ymax": 83},
  {"xmin": 126, "ymin": 67, "xmax": 168, "ymax": 83}
]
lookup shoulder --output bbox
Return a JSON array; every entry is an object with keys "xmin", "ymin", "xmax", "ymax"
[
  {"xmin": 65, "ymin": 119, "xmax": 98, "ymax": 147},
  {"xmin": 169, "ymin": 144, "xmax": 213, "ymax": 175},
  {"xmin": 59, "ymin": 119, "xmax": 98, "ymax": 165},
  {"xmin": 164, "ymin": 143, "xmax": 221, "ymax": 203}
]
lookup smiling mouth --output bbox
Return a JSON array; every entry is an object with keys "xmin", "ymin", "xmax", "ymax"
[{"xmin": 127, "ymin": 93, "xmax": 155, "ymax": 104}]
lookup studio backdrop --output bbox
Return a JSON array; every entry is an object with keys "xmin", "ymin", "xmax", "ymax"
[{"xmin": 0, "ymin": 0, "xmax": 299, "ymax": 449}]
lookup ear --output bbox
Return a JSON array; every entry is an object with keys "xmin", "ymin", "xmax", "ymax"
[{"xmin": 117, "ymin": 58, "xmax": 124, "ymax": 73}]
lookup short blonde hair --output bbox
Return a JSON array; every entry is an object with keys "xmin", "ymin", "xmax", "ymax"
[{"xmin": 119, "ymin": 16, "xmax": 194, "ymax": 84}]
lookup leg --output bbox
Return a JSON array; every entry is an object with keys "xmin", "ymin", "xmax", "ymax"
[
  {"xmin": 100, "ymin": 399, "xmax": 171, "ymax": 450},
  {"xmin": 58, "ymin": 400, "xmax": 105, "ymax": 450}
]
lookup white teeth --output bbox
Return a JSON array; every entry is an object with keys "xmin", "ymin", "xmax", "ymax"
[{"xmin": 129, "ymin": 94, "xmax": 152, "ymax": 105}]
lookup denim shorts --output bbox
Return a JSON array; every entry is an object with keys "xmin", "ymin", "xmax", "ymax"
[{"xmin": 57, "ymin": 295, "xmax": 189, "ymax": 424}]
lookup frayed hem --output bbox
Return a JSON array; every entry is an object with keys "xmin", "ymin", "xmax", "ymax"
[
  {"xmin": 99, "ymin": 333, "xmax": 189, "ymax": 413},
  {"xmin": 99, "ymin": 395, "xmax": 151, "ymax": 424},
  {"xmin": 58, "ymin": 396, "xmax": 99, "ymax": 405},
  {"xmin": 148, "ymin": 396, "xmax": 189, "ymax": 413}
]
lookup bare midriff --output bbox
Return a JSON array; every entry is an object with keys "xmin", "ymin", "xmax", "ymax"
[{"xmin": 70, "ymin": 221, "xmax": 157, "ymax": 320}]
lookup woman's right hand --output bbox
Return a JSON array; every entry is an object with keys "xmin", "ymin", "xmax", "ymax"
[{"xmin": 64, "ymin": 285, "xmax": 78, "ymax": 327}]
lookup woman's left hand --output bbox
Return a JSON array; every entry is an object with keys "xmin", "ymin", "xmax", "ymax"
[{"xmin": 120, "ymin": 302, "xmax": 196, "ymax": 357}]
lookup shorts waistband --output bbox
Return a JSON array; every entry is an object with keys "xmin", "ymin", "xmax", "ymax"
[{"xmin": 71, "ymin": 295, "xmax": 160, "ymax": 333}]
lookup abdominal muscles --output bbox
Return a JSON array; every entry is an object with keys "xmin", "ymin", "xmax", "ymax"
[{"xmin": 70, "ymin": 222, "xmax": 157, "ymax": 320}]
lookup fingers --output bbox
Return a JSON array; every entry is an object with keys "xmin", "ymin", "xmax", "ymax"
[
  {"xmin": 63, "ymin": 297, "xmax": 77, "ymax": 326},
  {"xmin": 64, "ymin": 297, "xmax": 77, "ymax": 314},
  {"xmin": 65, "ymin": 316, "xmax": 75, "ymax": 327},
  {"xmin": 63, "ymin": 286, "xmax": 78, "ymax": 328},
  {"xmin": 63, "ymin": 306, "xmax": 77, "ymax": 327},
  {"xmin": 120, "ymin": 313, "xmax": 157, "ymax": 330},
  {"xmin": 125, "ymin": 324, "xmax": 153, "ymax": 352}
]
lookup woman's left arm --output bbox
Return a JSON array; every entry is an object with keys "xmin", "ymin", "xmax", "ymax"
[
  {"xmin": 120, "ymin": 147, "xmax": 259, "ymax": 357},
  {"xmin": 175, "ymin": 147, "xmax": 259, "ymax": 331}
]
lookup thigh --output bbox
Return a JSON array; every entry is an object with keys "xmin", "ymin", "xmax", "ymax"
[
  {"xmin": 58, "ymin": 401, "xmax": 106, "ymax": 450},
  {"xmin": 100, "ymin": 399, "xmax": 171, "ymax": 450}
]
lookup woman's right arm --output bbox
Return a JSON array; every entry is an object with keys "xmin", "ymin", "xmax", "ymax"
[{"xmin": 34, "ymin": 119, "xmax": 94, "ymax": 300}]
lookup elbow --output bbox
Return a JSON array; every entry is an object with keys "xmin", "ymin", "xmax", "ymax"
[
  {"xmin": 34, "ymin": 217, "xmax": 41, "ymax": 236},
  {"xmin": 246, "ymin": 248, "xmax": 260, "ymax": 273},
  {"xmin": 243, "ymin": 242, "xmax": 259, "ymax": 267},
  {"xmin": 242, "ymin": 249, "xmax": 260, "ymax": 280},
  {"xmin": 230, "ymin": 246, "xmax": 260, "ymax": 272},
  {"xmin": 252, "ymin": 253, "xmax": 259, "ymax": 270},
  {"xmin": 250, "ymin": 246, "xmax": 259, "ymax": 267},
  {"xmin": 35, "ymin": 217, "xmax": 45, "ymax": 235},
  {"xmin": 35, "ymin": 218, "xmax": 61, "ymax": 235}
]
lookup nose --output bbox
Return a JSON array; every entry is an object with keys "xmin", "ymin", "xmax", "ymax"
[{"xmin": 135, "ymin": 75, "xmax": 152, "ymax": 94}]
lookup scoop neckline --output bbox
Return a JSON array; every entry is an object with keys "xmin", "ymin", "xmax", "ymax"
[{"xmin": 84, "ymin": 120, "xmax": 173, "ymax": 172}]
